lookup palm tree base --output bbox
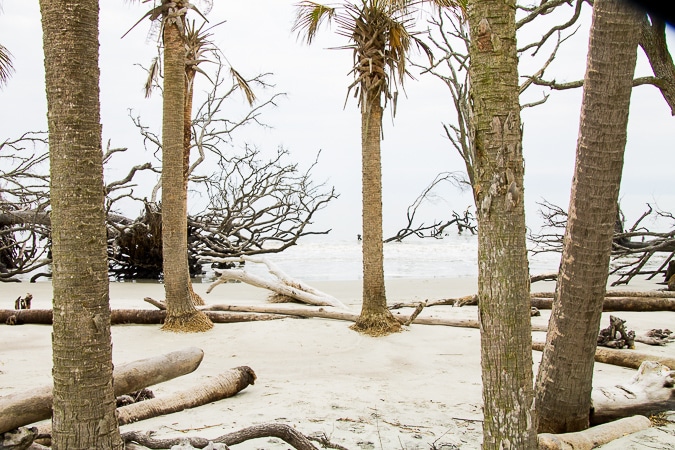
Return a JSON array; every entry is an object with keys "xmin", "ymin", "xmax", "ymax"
[
  {"xmin": 161, "ymin": 310, "xmax": 213, "ymax": 333},
  {"xmin": 350, "ymin": 311, "xmax": 401, "ymax": 337}
]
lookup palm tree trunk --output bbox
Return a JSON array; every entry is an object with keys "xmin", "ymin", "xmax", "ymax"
[
  {"xmin": 160, "ymin": 3, "xmax": 212, "ymax": 332},
  {"xmin": 352, "ymin": 93, "xmax": 400, "ymax": 336},
  {"xmin": 39, "ymin": 0, "xmax": 122, "ymax": 447},
  {"xmin": 535, "ymin": 0, "xmax": 643, "ymax": 434},
  {"xmin": 466, "ymin": 0, "xmax": 537, "ymax": 447}
]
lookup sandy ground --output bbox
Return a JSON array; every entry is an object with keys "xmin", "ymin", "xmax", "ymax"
[{"xmin": 1, "ymin": 276, "xmax": 674, "ymax": 449}]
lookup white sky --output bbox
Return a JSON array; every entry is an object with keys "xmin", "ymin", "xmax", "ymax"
[{"xmin": 1, "ymin": 1, "xmax": 673, "ymax": 242}]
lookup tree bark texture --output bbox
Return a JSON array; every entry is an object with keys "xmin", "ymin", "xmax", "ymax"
[
  {"xmin": 466, "ymin": 0, "xmax": 537, "ymax": 447},
  {"xmin": 39, "ymin": 0, "xmax": 122, "ymax": 448},
  {"xmin": 353, "ymin": 87, "xmax": 400, "ymax": 336},
  {"xmin": 535, "ymin": 0, "xmax": 643, "ymax": 434},
  {"xmin": 160, "ymin": 2, "xmax": 212, "ymax": 333},
  {"xmin": 0, "ymin": 348, "xmax": 204, "ymax": 434}
]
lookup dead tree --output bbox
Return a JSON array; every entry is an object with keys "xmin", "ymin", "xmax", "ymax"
[
  {"xmin": 384, "ymin": 172, "xmax": 476, "ymax": 243},
  {"xmin": 530, "ymin": 201, "xmax": 675, "ymax": 285}
]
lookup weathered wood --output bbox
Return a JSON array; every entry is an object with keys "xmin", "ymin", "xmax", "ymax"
[
  {"xmin": 530, "ymin": 296, "xmax": 675, "ymax": 311},
  {"xmin": 0, "ymin": 309, "xmax": 290, "ymax": 325},
  {"xmin": 0, "ymin": 348, "xmax": 204, "ymax": 434},
  {"xmin": 537, "ymin": 415, "xmax": 652, "ymax": 450},
  {"xmin": 0, "ymin": 426, "xmax": 38, "ymax": 450},
  {"xmin": 207, "ymin": 256, "xmax": 348, "ymax": 309},
  {"xmin": 590, "ymin": 361, "xmax": 675, "ymax": 424},
  {"xmin": 203, "ymin": 303, "xmax": 549, "ymax": 331},
  {"xmin": 531, "ymin": 290, "xmax": 675, "ymax": 298},
  {"xmin": 532, "ymin": 341, "xmax": 675, "ymax": 369},
  {"xmin": 117, "ymin": 366, "xmax": 257, "ymax": 425},
  {"xmin": 122, "ymin": 423, "xmax": 318, "ymax": 450}
]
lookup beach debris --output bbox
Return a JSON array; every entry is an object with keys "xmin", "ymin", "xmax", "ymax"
[
  {"xmin": 590, "ymin": 361, "xmax": 675, "ymax": 425},
  {"xmin": 207, "ymin": 255, "xmax": 349, "ymax": 309},
  {"xmin": 635, "ymin": 328, "xmax": 674, "ymax": 346},
  {"xmin": 13, "ymin": 294, "xmax": 31, "ymax": 310},
  {"xmin": 0, "ymin": 426, "xmax": 38, "ymax": 450},
  {"xmin": 597, "ymin": 315, "xmax": 635, "ymax": 349},
  {"xmin": 537, "ymin": 415, "xmax": 651, "ymax": 450},
  {"xmin": 0, "ymin": 347, "xmax": 204, "ymax": 434},
  {"xmin": 532, "ymin": 341, "xmax": 675, "ymax": 370},
  {"xmin": 123, "ymin": 423, "xmax": 320, "ymax": 450}
]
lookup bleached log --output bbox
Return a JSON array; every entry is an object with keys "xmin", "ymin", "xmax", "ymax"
[
  {"xmin": 0, "ymin": 348, "xmax": 204, "ymax": 434},
  {"xmin": 537, "ymin": 415, "xmax": 652, "ymax": 450},
  {"xmin": 530, "ymin": 296, "xmax": 675, "ymax": 311},
  {"xmin": 207, "ymin": 256, "xmax": 348, "ymax": 309},
  {"xmin": 117, "ymin": 366, "xmax": 256, "ymax": 425},
  {"xmin": 203, "ymin": 303, "xmax": 548, "ymax": 331},
  {"xmin": 590, "ymin": 361, "xmax": 675, "ymax": 424}
]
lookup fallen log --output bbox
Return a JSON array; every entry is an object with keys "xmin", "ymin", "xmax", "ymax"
[
  {"xmin": 532, "ymin": 341, "xmax": 675, "ymax": 369},
  {"xmin": 207, "ymin": 256, "xmax": 348, "ymax": 309},
  {"xmin": 0, "ymin": 347, "xmax": 204, "ymax": 434},
  {"xmin": 531, "ymin": 290, "xmax": 675, "ymax": 298},
  {"xmin": 117, "ymin": 366, "xmax": 257, "ymax": 425},
  {"xmin": 122, "ymin": 423, "xmax": 318, "ymax": 450},
  {"xmin": 530, "ymin": 296, "xmax": 675, "ymax": 311},
  {"xmin": 0, "ymin": 309, "xmax": 291, "ymax": 325},
  {"xmin": 203, "ymin": 304, "xmax": 549, "ymax": 332},
  {"xmin": 537, "ymin": 415, "xmax": 651, "ymax": 450},
  {"xmin": 590, "ymin": 361, "xmax": 675, "ymax": 424}
]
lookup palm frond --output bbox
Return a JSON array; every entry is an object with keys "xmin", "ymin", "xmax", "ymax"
[
  {"xmin": 0, "ymin": 44, "xmax": 14, "ymax": 88},
  {"xmin": 144, "ymin": 56, "xmax": 160, "ymax": 98},
  {"xmin": 293, "ymin": 1, "xmax": 336, "ymax": 44},
  {"xmin": 231, "ymin": 68, "xmax": 256, "ymax": 106}
]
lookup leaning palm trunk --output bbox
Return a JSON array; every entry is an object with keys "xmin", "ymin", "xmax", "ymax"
[
  {"xmin": 160, "ymin": 2, "xmax": 212, "ymax": 332},
  {"xmin": 40, "ymin": 0, "xmax": 123, "ymax": 447},
  {"xmin": 466, "ymin": 0, "xmax": 537, "ymax": 447},
  {"xmin": 534, "ymin": 0, "xmax": 643, "ymax": 434}
]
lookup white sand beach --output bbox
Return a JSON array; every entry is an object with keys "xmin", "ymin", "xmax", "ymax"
[{"xmin": 1, "ymin": 277, "xmax": 674, "ymax": 449}]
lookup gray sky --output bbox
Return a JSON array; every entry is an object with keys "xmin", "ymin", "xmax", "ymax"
[{"xmin": 1, "ymin": 1, "xmax": 673, "ymax": 242}]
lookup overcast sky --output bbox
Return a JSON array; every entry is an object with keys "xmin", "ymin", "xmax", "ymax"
[{"xmin": 1, "ymin": 1, "xmax": 673, "ymax": 242}]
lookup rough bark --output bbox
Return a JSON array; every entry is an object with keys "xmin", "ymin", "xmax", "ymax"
[
  {"xmin": 0, "ymin": 348, "xmax": 204, "ymax": 434},
  {"xmin": 534, "ymin": 0, "xmax": 643, "ymax": 434},
  {"xmin": 117, "ymin": 366, "xmax": 256, "ymax": 425},
  {"xmin": 466, "ymin": 0, "xmax": 537, "ymax": 447},
  {"xmin": 355, "ymin": 91, "xmax": 400, "ymax": 336},
  {"xmin": 39, "ymin": 0, "xmax": 122, "ymax": 447},
  {"xmin": 160, "ymin": 1, "xmax": 212, "ymax": 333},
  {"xmin": 537, "ymin": 415, "xmax": 652, "ymax": 450}
]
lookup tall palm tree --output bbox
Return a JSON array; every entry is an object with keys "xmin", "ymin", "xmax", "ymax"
[
  {"xmin": 534, "ymin": 0, "xmax": 643, "ymax": 434},
  {"xmin": 465, "ymin": 0, "xmax": 537, "ymax": 447},
  {"xmin": 127, "ymin": 0, "xmax": 213, "ymax": 331},
  {"xmin": 294, "ymin": 0, "xmax": 454, "ymax": 336},
  {"xmin": 40, "ymin": 0, "xmax": 122, "ymax": 447}
]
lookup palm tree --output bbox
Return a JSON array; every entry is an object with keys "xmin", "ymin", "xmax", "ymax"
[
  {"xmin": 534, "ymin": 0, "xmax": 643, "ymax": 434},
  {"xmin": 294, "ymin": 0, "xmax": 454, "ymax": 336},
  {"xmin": 40, "ymin": 0, "xmax": 122, "ymax": 447},
  {"xmin": 464, "ymin": 0, "xmax": 537, "ymax": 447},
  {"xmin": 127, "ymin": 0, "xmax": 213, "ymax": 331}
]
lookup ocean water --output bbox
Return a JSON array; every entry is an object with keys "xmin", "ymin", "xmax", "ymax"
[{"xmin": 212, "ymin": 234, "xmax": 564, "ymax": 282}]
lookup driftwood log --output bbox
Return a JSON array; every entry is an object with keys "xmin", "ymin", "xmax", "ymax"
[
  {"xmin": 590, "ymin": 361, "xmax": 675, "ymax": 424},
  {"xmin": 116, "ymin": 366, "xmax": 257, "ymax": 426},
  {"xmin": 0, "ymin": 347, "xmax": 204, "ymax": 434},
  {"xmin": 537, "ymin": 415, "xmax": 652, "ymax": 450},
  {"xmin": 531, "ymin": 296, "xmax": 675, "ymax": 311},
  {"xmin": 122, "ymin": 423, "xmax": 318, "ymax": 450},
  {"xmin": 0, "ymin": 309, "xmax": 291, "ymax": 325},
  {"xmin": 207, "ymin": 256, "xmax": 348, "ymax": 309},
  {"xmin": 532, "ymin": 341, "xmax": 675, "ymax": 369}
]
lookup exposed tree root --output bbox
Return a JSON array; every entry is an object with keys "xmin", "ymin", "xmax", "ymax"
[
  {"xmin": 161, "ymin": 310, "xmax": 213, "ymax": 333},
  {"xmin": 350, "ymin": 311, "xmax": 402, "ymax": 336}
]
